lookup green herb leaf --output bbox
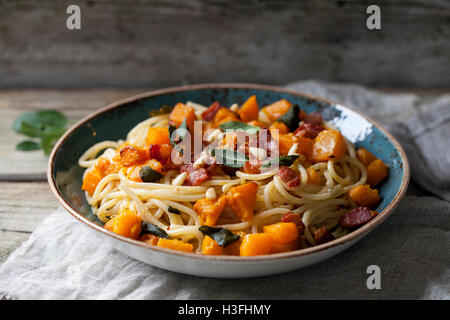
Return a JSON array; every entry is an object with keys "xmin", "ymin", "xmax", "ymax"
[
  {"xmin": 16, "ymin": 140, "xmax": 40, "ymax": 151},
  {"xmin": 262, "ymin": 155, "xmax": 300, "ymax": 168},
  {"xmin": 141, "ymin": 222, "xmax": 169, "ymax": 239},
  {"xmin": 149, "ymin": 105, "xmax": 173, "ymax": 117},
  {"xmin": 139, "ymin": 166, "xmax": 163, "ymax": 182},
  {"xmin": 168, "ymin": 206, "xmax": 181, "ymax": 215},
  {"xmin": 199, "ymin": 226, "xmax": 240, "ymax": 247},
  {"xmin": 277, "ymin": 104, "xmax": 300, "ymax": 131},
  {"xmin": 219, "ymin": 121, "xmax": 260, "ymax": 134},
  {"xmin": 212, "ymin": 148, "xmax": 248, "ymax": 168},
  {"xmin": 13, "ymin": 110, "xmax": 68, "ymax": 155}
]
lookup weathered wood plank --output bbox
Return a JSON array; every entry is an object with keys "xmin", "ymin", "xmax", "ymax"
[
  {"xmin": 0, "ymin": 182, "xmax": 58, "ymax": 263},
  {"xmin": 0, "ymin": 0, "xmax": 449, "ymax": 89},
  {"xmin": 0, "ymin": 89, "xmax": 145, "ymax": 180}
]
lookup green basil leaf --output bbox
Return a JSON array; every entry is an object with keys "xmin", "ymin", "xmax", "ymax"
[
  {"xmin": 35, "ymin": 110, "xmax": 67, "ymax": 128},
  {"xmin": 219, "ymin": 121, "xmax": 259, "ymax": 134},
  {"xmin": 40, "ymin": 136, "xmax": 58, "ymax": 155},
  {"xmin": 13, "ymin": 112, "xmax": 41, "ymax": 133},
  {"xmin": 277, "ymin": 104, "xmax": 300, "ymax": 131},
  {"xmin": 149, "ymin": 105, "xmax": 173, "ymax": 117},
  {"xmin": 42, "ymin": 125, "xmax": 66, "ymax": 137},
  {"xmin": 168, "ymin": 206, "xmax": 181, "ymax": 215},
  {"xmin": 16, "ymin": 140, "xmax": 40, "ymax": 151},
  {"xmin": 139, "ymin": 166, "xmax": 163, "ymax": 182},
  {"xmin": 262, "ymin": 155, "xmax": 300, "ymax": 168},
  {"xmin": 141, "ymin": 222, "xmax": 169, "ymax": 239},
  {"xmin": 212, "ymin": 148, "xmax": 248, "ymax": 168},
  {"xmin": 19, "ymin": 121, "xmax": 44, "ymax": 138},
  {"xmin": 199, "ymin": 226, "xmax": 240, "ymax": 247}
]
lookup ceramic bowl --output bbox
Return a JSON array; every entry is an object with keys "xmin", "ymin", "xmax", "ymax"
[{"xmin": 48, "ymin": 84, "xmax": 410, "ymax": 278}]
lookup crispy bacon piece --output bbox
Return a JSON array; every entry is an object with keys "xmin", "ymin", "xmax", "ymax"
[
  {"xmin": 304, "ymin": 112, "xmax": 323, "ymax": 126},
  {"xmin": 340, "ymin": 207, "xmax": 378, "ymax": 229},
  {"xmin": 201, "ymin": 101, "xmax": 222, "ymax": 121},
  {"xmin": 281, "ymin": 212, "xmax": 305, "ymax": 235},
  {"xmin": 277, "ymin": 166, "xmax": 300, "ymax": 188},
  {"xmin": 180, "ymin": 164, "xmax": 209, "ymax": 186},
  {"xmin": 294, "ymin": 122, "xmax": 324, "ymax": 140},
  {"xmin": 205, "ymin": 162, "xmax": 225, "ymax": 177},
  {"xmin": 243, "ymin": 160, "xmax": 261, "ymax": 174},
  {"xmin": 314, "ymin": 226, "xmax": 335, "ymax": 244}
]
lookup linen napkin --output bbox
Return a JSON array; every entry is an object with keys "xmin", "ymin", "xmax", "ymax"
[{"xmin": 1, "ymin": 80, "xmax": 449, "ymax": 299}]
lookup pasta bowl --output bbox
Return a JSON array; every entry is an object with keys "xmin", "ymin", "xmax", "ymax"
[{"xmin": 48, "ymin": 84, "xmax": 409, "ymax": 278}]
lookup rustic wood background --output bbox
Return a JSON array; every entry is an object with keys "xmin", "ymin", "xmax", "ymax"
[{"xmin": 0, "ymin": 0, "xmax": 449, "ymax": 89}]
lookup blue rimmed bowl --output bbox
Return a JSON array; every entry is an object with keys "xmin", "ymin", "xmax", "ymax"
[{"xmin": 48, "ymin": 84, "xmax": 409, "ymax": 278}]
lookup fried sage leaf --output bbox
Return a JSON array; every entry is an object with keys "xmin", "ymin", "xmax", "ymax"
[
  {"xmin": 277, "ymin": 104, "xmax": 300, "ymax": 131},
  {"xmin": 199, "ymin": 225, "xmax": 240, "ymax": 247},
  {"xmin": 212, "ymin": 148, "xmax": 248, "ymax": 168},
  {"xmin": 262, "ymin": 155, "xmax": 300, "ymax": 168},
  {"xmin": 219, "ymin": 121, "xmax": 260, "ymax": 134},
  {"xmin": 141, "ymin": 222, "xmax": 169, "ymax": 239},
  {"xmin": 139, "ymin": 166, "xmax": 163, "ymax": 182},
  {"xmin": 168, "ymin": 206, "xmax": 181, "ymax": 215}
]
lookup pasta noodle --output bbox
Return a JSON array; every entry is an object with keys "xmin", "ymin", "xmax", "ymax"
[{"xmin": 79, "ymin": 97, "xmax": 388, "ymax": 256}]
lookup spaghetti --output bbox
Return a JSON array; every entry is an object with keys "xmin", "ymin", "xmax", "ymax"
[{"xmin": 79, "ymin": 97, "xmax": 388, "ymax": 256}]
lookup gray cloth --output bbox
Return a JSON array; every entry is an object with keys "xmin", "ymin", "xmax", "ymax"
[{"xmin": 0, "ymin": 81, "xmax": 449, "ymax": 299}]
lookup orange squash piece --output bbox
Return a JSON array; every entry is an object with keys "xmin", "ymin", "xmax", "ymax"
[
  {"xmin": 227, "ymin": 182, "xmax": 258, "ymax": 222},
  {"xmin": 262, "ymin": 222, "xmax": 299, "ymax": 244},
  {"xmin": 311, "ymin": 130, "xmax": 347, "ymax": 162},
  {"xmin": 146, "ymin": 127, "xmax": 171, "ymax": 146},
  {"xmin": 239, "ymin": 95, "xmax": 259, "ymax": 122},
  {"xmin": 277, "ymin": 133, "xmax": 298, "ymax": 155},
  {"xmin": 193, "ymin": 194, "xmax": 227, "ymax": 226},
  {"xmin": 297, "ymin": 136, "xmax": 313, "ymax": 156},
  {"xmin": 201, "ymin": 236, "xmax": 223, "ymax": 255},
  {"xmin": 307, "ymin": 167, "xmax": 321, "ymax": 185},
  {"xmin": 157, "ymin": 238, "xmax": 194, "ymax": 253},
  {"xmin": 240, "ymin": 233, "xmax": 273, "ymax": 256},
  {"xmin": 269, "ymin": 121, "xmax": 290, "ymax": 135},
  {"xmin": 81, "ymin": 169, "xmax": 103, "ymax": 195},
  {"xmin": 366, "ymin": 159, "xmax": 389, "ymax": 186},
  {"xmin": 271, "ymin": 239, "xmax": 301, "ymax": 254},
  {"xmin": 104, "ymin": 208, "xmax": 142, "ymax": 240},
  {"xmin": 349, "ymin": 184, "xmax": 381, "ymax": 208},
  {"xmin": 261, "ymin": 99, "xmax": 292, "ymax": 122},
  {"xmin": 213, "ymin": 107, "xmax": 240, "ymax": 126},
  {"xmin": 143, "ymin": 158, "xmax": 164, "ymax": 174},
  {"xmin": 356, "ymin": 148, "xmax": 377, "ymax": 166},
  {"xmin": 169, "ymin": 102, "xmax": 196, "ymax": 132},
  {"xmin": 118, "ymin": 145, "xmax": 149, "ymax": 166}
]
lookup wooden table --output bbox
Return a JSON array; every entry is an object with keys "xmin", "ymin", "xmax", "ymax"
[{"xmin": 0, "ymin": 88, "xmax": 447, "ymax": 265}]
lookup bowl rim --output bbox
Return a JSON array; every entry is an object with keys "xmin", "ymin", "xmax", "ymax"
[{"xmin": 48, "ymin": 83, "xmax": 410, "ymax": 262}]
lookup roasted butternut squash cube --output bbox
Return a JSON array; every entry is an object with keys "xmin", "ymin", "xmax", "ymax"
[
  {"xmin": 271, "ymin": 239, "xmax": 301, "ymax": 254},
  {"xmin": 227, "ymin": 182, "xmax": 258, "ymax": 222},
  {"xmin": 104, "ymin": 208, "xmax": 142, "ymax": 240},
  {"xmin": 146, "ymin": 127, "xmax": 171, "ymax": 146},
  {"xmin": 366, "ymin": 159, "xmax": 389, "ymax": 186},
  {"xmin": 262, "ymin": 222, "xmax": 299, "ymax": 244},
  {"xmin": 349, "ymin": 185, "xmax": 381, "ymax": 208},
  {"xmin": 169, "ymin": 102, "xmax": 196, "ymax": 132},
  {"xmin": 356, "ymin": 148, "xmax": 377, "ymax": 166},
  {"xmin": 201, "ymin": 236, "xmax": 223, "ymax": 255},
  {"xmin": 307, "ymin": 167, "xmax": 321, "ymax": 185},
  {"xmin": 157, "ymin": 238, "xmax": 194, "ymax": 253},
  {"xmin": 239, "ymin": 95, "xmax": 259, "ymax": 122},
  {"xmin": 311, "ymin": 129, "xmax": 347, "ymax": 162},
  {"xmin": 269, "ymin": 121, "xmax": 290, "ymax": 135},
  {"xmin": 240, "ymin": 233, "xmax": 273, "ymax": 256},
  {"xmin": 118, "ymin": 145, "xmax": 149, "ymax": 166},
  {"xmin": 81, "ymin": 168, "xmax": 103, "ymax": 195},
  {"xmin": 213, "ymin": 107, "xmax": 240, "ymax": 126},
  {"xmin": 193, "ymin": 194, "xmax": 227, "ymax": 226},
  {"xmin": 261, "ymin": 99, "xmax": 292, "ymax": 122}
]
